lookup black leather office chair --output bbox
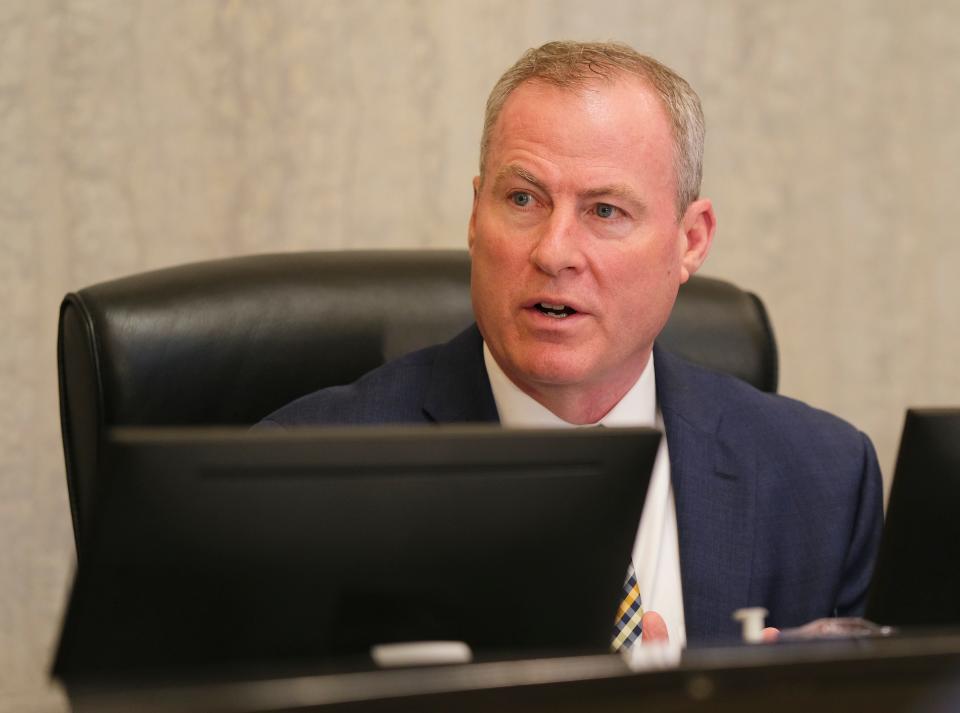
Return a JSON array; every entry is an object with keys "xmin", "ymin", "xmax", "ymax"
[{"xmin": 58, "ymin": 250, "xmax": 777, "ymax": 552}]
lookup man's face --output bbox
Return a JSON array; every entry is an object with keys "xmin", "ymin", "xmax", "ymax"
[{"xmin": 469, "ymin": 76, "xmax": 714, "ymax": 414}]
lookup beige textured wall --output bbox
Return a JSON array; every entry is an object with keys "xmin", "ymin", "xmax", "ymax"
[{"xmin": 3, "ymin": 0, "xmax": 959, "ymax": 707}]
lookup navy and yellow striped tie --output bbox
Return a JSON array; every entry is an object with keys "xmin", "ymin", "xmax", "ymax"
[{"xmin": 611, "ymin": 563, "xmax": 643, "ymax": 651}]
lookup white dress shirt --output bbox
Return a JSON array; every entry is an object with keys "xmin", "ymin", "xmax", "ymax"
[{"xmin": 483, "ymin": 343, "xmax": 687, "ymax": 647}]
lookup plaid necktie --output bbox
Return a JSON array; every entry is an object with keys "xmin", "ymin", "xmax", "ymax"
[{"xmin": 611, "ymin": 562, "xmax": 643, "ymax": 651}]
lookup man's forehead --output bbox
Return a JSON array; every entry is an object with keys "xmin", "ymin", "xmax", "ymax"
[
  {"xmin": 503, "ymin": 73, "xmax": 662, "ymax": 117},
  {"xmin": 479, "ymin": 75, "xmax": 678, "ymax": 219},
  {"xmin": 485, "ymin": 76, "xmax": 675, "ymax": 180},
  {"xmin": 489, "ymin": 75, "xmax": 670, "ymax": 152}
]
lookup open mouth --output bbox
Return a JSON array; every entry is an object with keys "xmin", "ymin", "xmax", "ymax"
[{"xmin": 535, "ymin": 302, "xmax": 578, "ymax": 319}]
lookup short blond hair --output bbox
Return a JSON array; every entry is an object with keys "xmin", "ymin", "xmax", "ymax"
[{"xmin": 480, "ymin": 41, "xmax": 705, "ymax": 217}]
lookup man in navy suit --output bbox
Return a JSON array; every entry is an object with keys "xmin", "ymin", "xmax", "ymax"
[{"xmin": 262, "ymin": 41, "xmax": 883, "ymax": 646}]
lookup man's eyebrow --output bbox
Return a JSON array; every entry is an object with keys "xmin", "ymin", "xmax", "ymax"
[
  {"xmin": 493, "ymin": 164, "xmax": 545, "ymax": 190},
  {"xmin": 582, "ymin": 184, "xmax": 643, "ymax": 203}
]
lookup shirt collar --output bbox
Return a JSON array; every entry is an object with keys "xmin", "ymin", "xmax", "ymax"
[{"xmin": 483, "ymin": 342, "xmax": 657, "ymax": 428}]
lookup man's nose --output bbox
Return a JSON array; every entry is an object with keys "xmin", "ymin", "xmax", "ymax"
[{"xmin": 529, "ymin": 208, "xmax": 586, "ymax": 276}]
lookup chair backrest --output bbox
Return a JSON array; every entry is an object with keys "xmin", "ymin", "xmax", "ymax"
[{"xmin": 58, "ymin": 250, "xmax": 777, "ymax": 551}]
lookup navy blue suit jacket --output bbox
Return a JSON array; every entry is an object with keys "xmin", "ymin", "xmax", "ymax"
[{"xmin": 262, "ymin": 324, "xmax": 884, "ymax": 643}]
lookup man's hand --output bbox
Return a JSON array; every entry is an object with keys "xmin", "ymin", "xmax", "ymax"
[
  {"xmin": 640, "ymin": 610, "xmax": 779, "ymax": 644},
  {"xmin": 775, "ymin": 617, "xmax": 885, "ymax": 640}
]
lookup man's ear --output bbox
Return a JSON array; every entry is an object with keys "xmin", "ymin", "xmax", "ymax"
[
  {"xmin": 468, "ymin": 176, "xmax": 481, "ymax": 254},
  {"xmin": 678, "ymin": 198, "xmax": 716, "ymax": 283}
]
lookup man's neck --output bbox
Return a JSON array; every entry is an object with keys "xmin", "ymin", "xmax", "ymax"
[
  {"xmin": 523, "ymin": 382, "xmax": 637, "ymax": 425},
  {"xmin": 483, "ymin": 343, "xmax": 655, "ymax": 426}
]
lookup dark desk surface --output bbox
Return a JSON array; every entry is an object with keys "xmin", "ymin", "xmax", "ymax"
[{"xmin": 62, "ymin": 632, "xmax": 960, "ymax": 713}]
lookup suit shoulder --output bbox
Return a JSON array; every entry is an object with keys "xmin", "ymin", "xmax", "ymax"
[{"xmin": 658, "ymin": 349, "xmax": 867, "ymax": 448}]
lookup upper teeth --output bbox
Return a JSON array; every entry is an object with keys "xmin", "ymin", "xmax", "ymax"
[{"xmin": 538, "ymin": 303, "xmax": 572, "ymax": 318}]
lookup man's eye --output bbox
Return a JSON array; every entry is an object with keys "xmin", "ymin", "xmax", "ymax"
[
  {"xmin": 511, "ymin": 192, "xmax": 533, "ymax": 207},
  {"xmin": 595, "ymin": 203, "xmax": 618, "ymax": 219}
]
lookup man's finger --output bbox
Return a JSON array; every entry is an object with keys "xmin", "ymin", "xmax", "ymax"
[
  {"xmin": 640, "ymin": 610, "xmax": 670, "ymax": 643},
  {"xmin": 761, "ymin": 627, "xmax": 780, "ymax": 642}
]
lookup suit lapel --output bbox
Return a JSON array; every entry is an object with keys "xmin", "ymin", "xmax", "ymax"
[
  {"xmin": 422, "ymin": 324, "xmax": 500, "ymax": 423},
  {"xmin": 654, "ymin": 346, "xmax": 758, "ymax": 642}
]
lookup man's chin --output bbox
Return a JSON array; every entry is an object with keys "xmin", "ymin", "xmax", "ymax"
[
  {"xmin": 510, "ymin": 358, "xmax": 596, "ymax": 391},
  {"xmin": 500, "ymin": 346, "xmax": 651, "ymax": 401},
  {"xmin": 488, "ymin": 339, "xmax": 606, "ymax": 392}
]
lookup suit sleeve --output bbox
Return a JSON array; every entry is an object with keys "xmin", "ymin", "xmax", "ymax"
[{"xmin": 834, "ymin": 431, "xmax": 884, "ymax": 617}]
